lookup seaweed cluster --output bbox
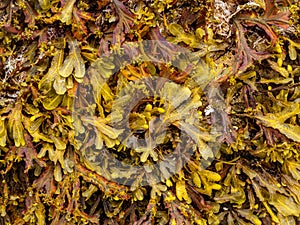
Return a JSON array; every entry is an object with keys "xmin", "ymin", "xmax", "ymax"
[{"xmin": 0, "ymin": 0, "xmax": 300, "ymax": 224}]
